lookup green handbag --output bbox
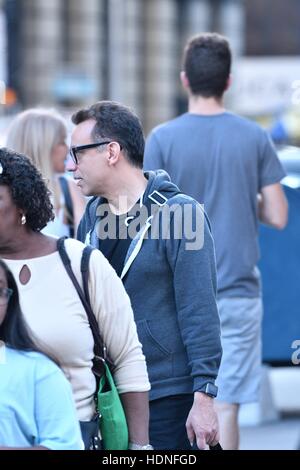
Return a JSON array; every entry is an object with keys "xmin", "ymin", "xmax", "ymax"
[
  {"xmin": 97, "ymin": 362, "xmax": 129, "ymax": 450},
  {"xmin": 58, "ymin": 239, "xmax": 129, "ymax": 450}
]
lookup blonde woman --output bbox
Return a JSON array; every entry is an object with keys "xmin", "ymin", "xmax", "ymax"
[{"xmin": 6, "ymin": 108, "xmax": 86, "ymax": 237}]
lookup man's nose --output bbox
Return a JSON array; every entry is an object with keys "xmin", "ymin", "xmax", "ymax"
[{"xmin": 65, "ymin": 154, "xmax": 77, "ymax": 172}]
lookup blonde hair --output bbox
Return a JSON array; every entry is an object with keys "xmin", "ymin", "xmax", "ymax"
[{"xmin": 6, "ymin": 108, "xmax": 67, "ymax": 207}]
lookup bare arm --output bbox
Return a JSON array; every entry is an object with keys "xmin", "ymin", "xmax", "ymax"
[
  {"xmin": 68, "ymin": 179, "xmax": 87, "ymax": 234},
  {"xmin": 258, "ymin": 182, "xmax": 288, "ymax": 229},
  {"xmin": 120, "ymin": 391, "xmax": 150, "ymax": 445}
]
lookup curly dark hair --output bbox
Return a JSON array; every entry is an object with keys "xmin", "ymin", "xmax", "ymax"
[
  {"xmin": 0, "ymin": 147, "xmax": 54, "ymax": 231},
  {"xmin": 183, "ymin": 33, "xmax": 231, "ymax": 98},
  {"xmin": 72, "ymin": 101, "xmax": 145, "ymax": 168}
]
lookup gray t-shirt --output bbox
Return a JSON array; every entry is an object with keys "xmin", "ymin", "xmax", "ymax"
[{"xmin": 144, "ymin": 111, "xmax": 285, "ymax": 298}]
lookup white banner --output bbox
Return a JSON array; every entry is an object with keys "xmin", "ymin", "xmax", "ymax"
[{"xmin": 229, "ymin": 57, "xmax": 300, "ymax": 115}]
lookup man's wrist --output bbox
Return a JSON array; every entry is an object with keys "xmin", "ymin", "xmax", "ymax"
[{"xmin": 194, "ymin": 391, "xmax": 214, "ymax": 403}]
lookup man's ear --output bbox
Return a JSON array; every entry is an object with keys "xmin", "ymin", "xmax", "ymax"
[
  {"xmin": 180, "ymin": 71, "xmax": 190, "ymax": 90},
  {"xmin": 107, "ymin": 142, "xmax": 121, "ymax": 166}
]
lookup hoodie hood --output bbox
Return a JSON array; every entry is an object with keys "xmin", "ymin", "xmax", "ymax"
[
  {"xmin": 143, "ymin": 170, "xmax": 181, "ymax": 202},
  {"xmin": 87, "ymin": 169, "xmax": 180, "ymax": 220}
]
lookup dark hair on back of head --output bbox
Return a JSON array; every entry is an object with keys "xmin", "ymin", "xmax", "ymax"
[
  {"xmin": 72, "ymin": 101, "xmax": 145, "ymax": 168},
  {"xmin": 183, "ymin": 32, "xmax": 231, "ymax": 98},
  {"xmin": 0, "ymin": 147, "xmax": 54, "ymax": 231}
]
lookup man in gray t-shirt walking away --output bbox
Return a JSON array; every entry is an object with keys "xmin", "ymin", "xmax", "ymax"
[{"xmin": 144, "ymin": 33, "xmax": 288, "ymax": 449}]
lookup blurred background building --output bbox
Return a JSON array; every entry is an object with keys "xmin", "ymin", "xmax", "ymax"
[
  {"xmin": 2, "ymin": 0, "xmax": 243, "ymax": 131},
  {"xmin": 1, "ymin": 0, "xmax": 299, "ymax": 136}
]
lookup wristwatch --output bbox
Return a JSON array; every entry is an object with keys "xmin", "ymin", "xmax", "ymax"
[
  {"xmin": 128, "ymin": 442, "xmax": 154, "ymax": 450},
  {"xmin": 196, "ymin": 382, "xmax": 218, "ymax": 398}
]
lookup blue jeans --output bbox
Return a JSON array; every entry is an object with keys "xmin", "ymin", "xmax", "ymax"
[{"xmin": 149, "ymin": 394, "xmax": 197, "ymax": 450}]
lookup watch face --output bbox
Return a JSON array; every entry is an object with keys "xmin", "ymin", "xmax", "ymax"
[{"xmin": 200, "ymin": 383, "xmax": 218, "ymax": 397}]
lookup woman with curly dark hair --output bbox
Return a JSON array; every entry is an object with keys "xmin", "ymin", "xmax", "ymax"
[
  {"xmin": 0, "ymin": 148, "xmax": 150, "ymax": 450},
  {"xmin": 0, "ymin": 259, "xmax": 82, "ymax": 450}
]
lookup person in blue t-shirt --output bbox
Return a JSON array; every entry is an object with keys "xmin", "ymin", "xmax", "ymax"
[
  {"xmin": 144, "ymin": 33, "xmax": 288, "ymax": 449},
  {"xmin": 0, "ymin": 259, "xmax": 82, "ymax": 450}
]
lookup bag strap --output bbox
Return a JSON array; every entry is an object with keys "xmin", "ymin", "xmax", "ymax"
[
  {"xmin": 59, "ymin": 176, "xmax": 74, "ymax": 219},
  {"xmin": 81, "ymin": 244, "xmax": 93, "ymax": 309},
  {"xmin": 80, "ymin": 244, "xmax": 113, "ymax": 365},
  {"xmin": 59, "ymin": 176, "xmax": 74, "ymax": 237},
  {"xmin": 57, "ymin": 237, "xmax": 108, "ymax": 375}
]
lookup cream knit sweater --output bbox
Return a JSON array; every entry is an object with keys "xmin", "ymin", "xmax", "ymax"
[{"xmin": 4, "ymin": 238, "xmax": 150, "ymax": 421}]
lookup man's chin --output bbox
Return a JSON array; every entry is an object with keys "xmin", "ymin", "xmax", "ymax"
[
  {"xmin": 82, "ymin": 187, "xmax": 92, "ymax": 197},
  {"xmin": 76, "ymin": 181, "xmax": 90, "ymax": 196}
]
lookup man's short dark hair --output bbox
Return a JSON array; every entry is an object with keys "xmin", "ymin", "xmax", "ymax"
[
  {"xmin": 0, "ymin": 148, "xmax": 54, "ymax": 231},
  {"xmin": 72, "ymin": 101, "xmax": 145, "ymax": 168},
  {"xmin": 183, "ymin": 33, "xmax": 231, "ymax": 98}
]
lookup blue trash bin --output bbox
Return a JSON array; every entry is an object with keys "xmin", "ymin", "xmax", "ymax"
[{"xmin": 259, "ymin": 185, "xmax": 300, "ymax": 364}]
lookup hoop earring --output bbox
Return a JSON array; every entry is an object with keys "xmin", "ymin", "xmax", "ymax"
[{"xmin": 21, "ymin": 215, "xmax": 26, "ymax": 225}]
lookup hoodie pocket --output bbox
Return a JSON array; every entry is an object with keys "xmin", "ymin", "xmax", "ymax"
[{"xmin": 136, "ymin": 319, "xmax": 173, "ymax": 381}]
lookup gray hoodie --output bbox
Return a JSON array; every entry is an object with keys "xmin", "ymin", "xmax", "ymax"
[{"xmin": 77, "ymin": 170, "xmax": 221, "ymax": 400}]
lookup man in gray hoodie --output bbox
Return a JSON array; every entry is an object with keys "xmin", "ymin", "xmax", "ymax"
[{"xmin": 68, "ymin": 100, "xmax": 222, "ymax": 450}]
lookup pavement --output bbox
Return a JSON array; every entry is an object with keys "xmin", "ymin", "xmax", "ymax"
[
  {"xmin": 238, "ymin": 366, "xmax": 300, "ymax": 450},
  {"xmin": 240, "ymin": 417, "xmax": 300, "ymax": 450}
]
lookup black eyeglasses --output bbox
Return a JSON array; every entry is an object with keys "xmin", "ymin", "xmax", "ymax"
[
  {"xmin": 0, "ymin": 287, "xmax": 13, "ymax": 306},
  {"xmin": 70, "ymin": 141, "xmax": 113, "ymax": 165}
]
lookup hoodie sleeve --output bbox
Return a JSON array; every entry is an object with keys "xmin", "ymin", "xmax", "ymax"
[{"xmin": 165, "ymin": 199, "xmax": 222, "ymax": 392}]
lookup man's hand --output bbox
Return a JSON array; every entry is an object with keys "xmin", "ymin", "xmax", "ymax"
[{"xmin": 186, "ymin": 392, "xmax": 219, "ymax": 449}]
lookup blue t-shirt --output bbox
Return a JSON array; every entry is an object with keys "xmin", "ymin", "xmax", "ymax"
[
  {"xmin": 0, "ymin": 346, "xmax": 82, "ymax": 450},
  {"xmin": 144, "ymin": 112, "xmax": 286, "ymax": 298}
]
